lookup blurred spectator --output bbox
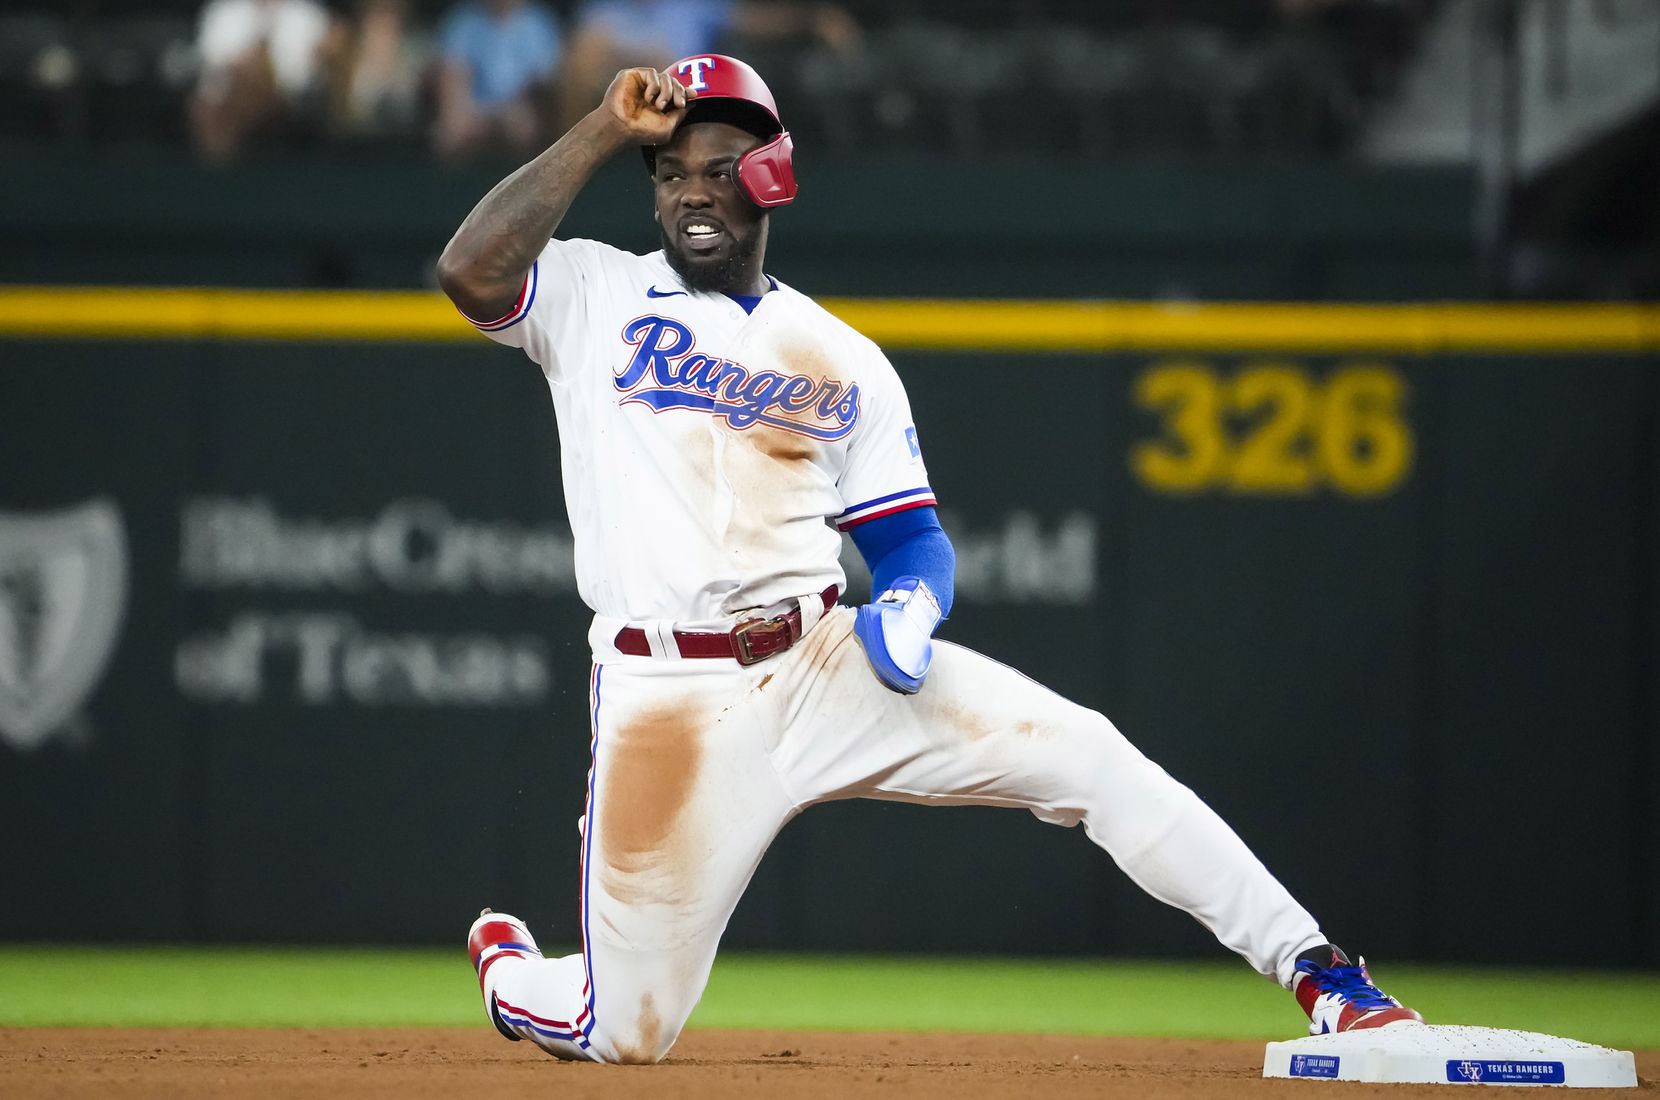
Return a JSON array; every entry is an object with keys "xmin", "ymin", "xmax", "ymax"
[
  {"xmin": 432, "ymin": 0, "xmax": 562, "ymax": 162},
  {"xmin": 557, "ymin": 0, "xmax": 859, "ymax": 128},
  {"xmin": 330, "ymin": 0, "xmax": 429, "ymax": 139},
  {"xmin": 190, "ymin": 0, "xmax": 340, "ymax": 163}
]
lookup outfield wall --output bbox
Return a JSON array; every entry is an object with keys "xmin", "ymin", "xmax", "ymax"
[{"xmin": 1, "ymin": 291, "xmax": 1655, "ymax": 967}]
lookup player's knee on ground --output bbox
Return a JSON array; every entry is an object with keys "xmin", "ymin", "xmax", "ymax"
[{"xmin": 589, "ymin": 998, "xmax": 684, "ymax": 1065}]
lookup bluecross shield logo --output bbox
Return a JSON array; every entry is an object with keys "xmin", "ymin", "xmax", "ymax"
[
  {"xmin": 1288, "ymin": 1054, "xmax": 1340, "ymax": 1078},
  {"xmin": 0, "ymin": 501, "xmax": 128, "ymax": 750},
  {"xmin": 614, "ymin": 314, "xmax": 860, "ymax": 440}
]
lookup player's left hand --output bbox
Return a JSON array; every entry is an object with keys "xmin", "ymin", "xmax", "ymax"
[{"xmin": 853, "ymin": 577, "xmax": 943, "ymax": 694}]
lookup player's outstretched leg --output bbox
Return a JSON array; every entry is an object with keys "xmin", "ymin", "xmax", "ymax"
[{"xmin": 776, "ymin": 610, "xmax": 1381, "ymax": 998}]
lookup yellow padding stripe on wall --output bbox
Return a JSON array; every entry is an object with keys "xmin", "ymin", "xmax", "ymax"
[
  {"xmin": 1, "ymin": 286, "xmax": 1658, "ymax": 353},
  {"xmin": 0, "ymin": 287, "xmax": 458, "ymax": 343}
]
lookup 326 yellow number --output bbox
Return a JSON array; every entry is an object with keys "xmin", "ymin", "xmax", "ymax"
[{"xmin": 1131, "ymin": 360, "xmax": 1413, "ymax": 498}]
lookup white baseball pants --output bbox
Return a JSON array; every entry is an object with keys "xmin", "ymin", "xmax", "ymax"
[{"xmin": 484, "ymin": 607, "xmax": 1325, "ymax": 1063}]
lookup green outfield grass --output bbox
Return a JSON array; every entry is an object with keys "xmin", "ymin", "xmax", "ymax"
[{"xmin": 2, "ymin": 947, "xmax": 1656, "ymax": 1051}]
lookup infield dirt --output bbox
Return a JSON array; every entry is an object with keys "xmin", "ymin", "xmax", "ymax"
[{"xmin": 4, "ymin": 1028, "xmax": 1654, "ymax": 1098}]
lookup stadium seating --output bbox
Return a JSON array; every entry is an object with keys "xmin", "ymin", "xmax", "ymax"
[{"xmin": 0, "ymin": 1, "xmax": 1435, "ymax": 157}]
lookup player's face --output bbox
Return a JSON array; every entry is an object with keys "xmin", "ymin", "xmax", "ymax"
[{"xmin": 653, "ymin": 121, "xmax": 770, "ymax": 295}]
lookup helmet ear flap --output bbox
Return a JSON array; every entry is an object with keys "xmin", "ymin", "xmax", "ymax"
[{"xmin": 735, "ymin": 131, "xmax": 796, "ymax": 208}]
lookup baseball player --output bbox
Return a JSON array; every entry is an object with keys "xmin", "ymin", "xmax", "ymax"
[{"xmin": 437, "ymin": 55, "xmax": 1423, "ymax": 1064}]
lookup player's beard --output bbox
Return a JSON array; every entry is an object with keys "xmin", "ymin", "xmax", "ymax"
[{"xmin": 660, "ymin": 222, "xmax": 764, "ymax": 294}]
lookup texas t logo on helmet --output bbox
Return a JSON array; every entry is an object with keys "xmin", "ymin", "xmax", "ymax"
[
  {"xmin": 651, "ymin": 53, "xmax": 797, "ymax": 209},
  {"xmin": 675, "ymin": 56, "xmax": 717, "ymax": 91}
]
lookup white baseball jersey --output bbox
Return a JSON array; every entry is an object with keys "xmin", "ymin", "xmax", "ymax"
[{"xmin": 464, "ymin": 238, "xmax": 936, "ymax": 624}]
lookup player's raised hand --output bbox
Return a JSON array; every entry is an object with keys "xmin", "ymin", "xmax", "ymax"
[{"xmin": 601, "ymin": 67, "xmax": 696, "ymax": 145}]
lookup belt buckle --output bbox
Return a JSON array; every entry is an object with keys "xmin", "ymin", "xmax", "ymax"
[{"xmin": 731, "ymin": 616, "xmax": 791, "ymax": 666}]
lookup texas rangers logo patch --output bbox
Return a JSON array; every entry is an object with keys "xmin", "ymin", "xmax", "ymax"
[{"xmin": 614, "ymin": 315, "xmax": 860, "ymax": 440}]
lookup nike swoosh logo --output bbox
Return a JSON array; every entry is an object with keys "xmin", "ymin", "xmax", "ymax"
[{"xmin": 645, "ymin": 286, "xmax": 687, "ymax": 298}]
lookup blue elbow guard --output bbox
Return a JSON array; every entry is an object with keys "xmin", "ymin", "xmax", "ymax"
[{"xmin": 852, "ymin": 576, "xmax": 943, "ymax": 695}]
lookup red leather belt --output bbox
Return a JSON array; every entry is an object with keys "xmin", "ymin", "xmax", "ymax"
[{"xmin": 613, "ymin": 584, "xmax": 839, "ymax": 666}]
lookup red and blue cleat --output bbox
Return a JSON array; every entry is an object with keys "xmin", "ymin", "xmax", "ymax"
[
  {"xmin": 466, "ymin": 908, "xmax": 542, "ymax": 1041},
  {"xmin": 1293, "ymin": 945, "xmax": 1424, "ymax": 1035}
]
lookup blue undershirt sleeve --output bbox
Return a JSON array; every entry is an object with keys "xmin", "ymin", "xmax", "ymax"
[{"xmin": 847, "ymin": 506, "xmax": 956, "ymax": 618}]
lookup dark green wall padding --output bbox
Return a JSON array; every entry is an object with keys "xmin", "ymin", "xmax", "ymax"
[{"xmin": 0, "ymin": 336, "xmax": 1653, "ymax": 967}]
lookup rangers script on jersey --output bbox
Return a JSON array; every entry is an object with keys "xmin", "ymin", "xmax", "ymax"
[{"xmin": 468, "ymin": 239, "xmax": 936, "ymax": 627}]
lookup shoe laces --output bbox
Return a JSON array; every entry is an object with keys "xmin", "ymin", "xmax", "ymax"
[{"xmin": 1297, "ymin": 960, "xmax": 1397, "ymax": 1012}]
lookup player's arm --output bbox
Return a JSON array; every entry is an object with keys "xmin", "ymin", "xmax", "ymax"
[
  {"xmin": 435, "ymin": 67, "xmax": 695, "ymax": 322},
  {"xmin": 849, "ymin": 507, "xmax": 956, "ymax": 695},
  {"xmin": 851, "ymin": 507, "xmax": 955, "ymax": 617}
]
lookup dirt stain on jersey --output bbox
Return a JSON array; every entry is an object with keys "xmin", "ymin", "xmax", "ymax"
[
  {"xmin": 757, "ymin": 673, "xmax": 774, "ymax": 692},
  {"xmin": 613, "ymin": 993, "xmax": 663, "ymax": 1065},
  {"xmin": 750, "ymin": 425, "xmax": 816, "ymax": 466},
  {"xmin": 598, "ymin": 703, "xmax": 705, "ymax": 906},
  {"xmin": 709, "ymin": 326, "xmax": 846, "ymax": 604},
  {"xmin": 778, "ymin": 340, "xmax": 837, "ymax": 385},
  {"xmin": 720, "ymin": 424, "xmax": 823, "ymax": 575}
]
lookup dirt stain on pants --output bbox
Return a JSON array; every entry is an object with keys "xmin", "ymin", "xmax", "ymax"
[{"xmin": 597, "ymin": 703, "xmax": 706, "ymax": 909}]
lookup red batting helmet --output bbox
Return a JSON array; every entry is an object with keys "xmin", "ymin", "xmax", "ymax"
[{"xmin": 644, "ymin": 54, "xmax": 797, "ymax": 209}]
